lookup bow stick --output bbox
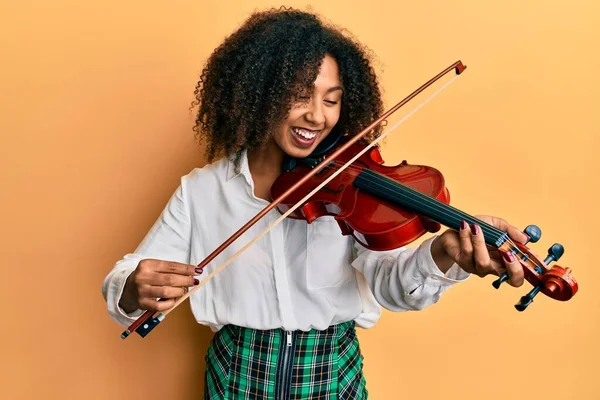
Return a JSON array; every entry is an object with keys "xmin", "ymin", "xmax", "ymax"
[{"xmin": 121, "ymin": 60, "xmax": 467, "ymax": 339}]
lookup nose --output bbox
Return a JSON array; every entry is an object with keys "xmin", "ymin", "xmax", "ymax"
[{"xmin": 305, "ymin": 99, "xmax": 325, "ymax": 126}]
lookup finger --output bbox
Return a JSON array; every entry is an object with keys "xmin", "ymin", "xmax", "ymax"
[
  {"xmin": 150, "ymin": 273, "xmax": 199, "ymax": 288},
  {"xmin": 154, "ymin": 261, "xmax": 202, "ymax": 276},
  {"xmin": 172, "ymin": 286, "xmax": 189, "ymax": 303},
  {"xmin": 488, "ymin": 248, "xmax": 504, "ymax": 262},
  {"xmin": 470, "ymin": 223, "xmax": 496, "ymax": 276},
  {"xmin": 142, "ymin": 284, "xmax": 193, "ymax": 300},
  {"xmin": 487, "ymin": 251, "xmax": 506, "ymax": 266},
  {"xmin": 458, "ymin": 220, "xmax": 474, "ymax": 266},
  {"xmin": 487, "ymin": 216, "xmax": 529, "ymax": 244},
  {"xmin": 139, "ymin": 297, "xmax": 176, "ymax": 312},
  {"xmin": 489, "ymin": 261, "xmax": 507, "ymax": 275},
  {"xmin": 501, "ymin": 250, "xmax": 525, "ymax": 287}
]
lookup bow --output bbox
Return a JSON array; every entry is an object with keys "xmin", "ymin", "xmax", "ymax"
[{"xmin": 120, "ymin": 60, "xmax": 467, "ymax": 339}]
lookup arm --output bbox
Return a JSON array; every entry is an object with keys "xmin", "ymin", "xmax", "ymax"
[
  {"xmin": 351, "ymin": 236, "xmax": 470, "ymax": 312},
  {"xmin": 351, "ymin": 216, "xmax": 530, "ymax": 312},
  {"xmin": 101, "ymin": 176, "xmax": 192, "ymax": 327}
]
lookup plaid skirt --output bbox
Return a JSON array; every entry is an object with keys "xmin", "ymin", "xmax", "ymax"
[{"xmin": 203, "ymin": 320, "xmax": 368, "ymax": 399}]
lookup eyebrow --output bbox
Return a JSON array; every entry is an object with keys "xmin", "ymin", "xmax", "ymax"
[{"xmin": 326, "ymin": 86, "xmax": 344, "ymax": 93}]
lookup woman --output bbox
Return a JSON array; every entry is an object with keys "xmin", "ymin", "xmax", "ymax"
[{"xmin": 102, "ymin": 7, "xmax": 526, "ymax": 399}]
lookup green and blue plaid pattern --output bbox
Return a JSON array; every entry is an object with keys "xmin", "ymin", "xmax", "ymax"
[{"xmin": 203, "ymin": 321, "xmax": 368, "ymax": 399}]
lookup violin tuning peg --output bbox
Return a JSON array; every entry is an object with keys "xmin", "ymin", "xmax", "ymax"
[
  {"xmin": 492, "ymin": 272, "xmax": 509, "ymax": 289},
  {"xmin": 523, "ymin": 225, "xmax": 542, "ymax": 244},
  {"xmin": 543, "ymin": 243, "xmax": 564, "ymax": 265},
  {"xmin": 515, "ymin": 286, "xmax": 542, "ymax": 312}
]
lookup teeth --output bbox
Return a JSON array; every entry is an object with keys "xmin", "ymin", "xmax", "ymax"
[{"xmin": 292, "ymin": 128, "xmax": 318, "ymax": 140}]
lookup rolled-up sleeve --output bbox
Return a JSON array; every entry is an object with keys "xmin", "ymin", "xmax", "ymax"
[
  {"xmin": 351, "ymin": 236, "xmax": 470, "ymax": 312},
  {"xmin": 101, "ymin": 177, "xmax": 192, "ymax": 327}
]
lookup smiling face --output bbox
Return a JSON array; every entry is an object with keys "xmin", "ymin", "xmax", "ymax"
[{"xmin": 272, "ymin": 54, "xmax": 343, "ymax": 159}]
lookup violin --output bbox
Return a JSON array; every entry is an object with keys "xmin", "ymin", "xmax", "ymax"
[
  {"xmin": 272, "ymin": 137, "xmax": 578, "ymax": 310},
  {"xmin": 120, "ymin": 60, "xmax": 577, "ymax": 340}
]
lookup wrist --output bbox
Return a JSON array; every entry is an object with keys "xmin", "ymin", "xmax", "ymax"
[
  {"xmin": 430, "ymin": 235, "xmax": 455, "ymax": 273},
  {"xmin": 119, "ymin": 274, "xmax": 139, "ymax": 313}
]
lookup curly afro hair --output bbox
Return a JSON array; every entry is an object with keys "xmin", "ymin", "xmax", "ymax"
[{"xmin": 191, "ymin": 6, "xmax": 384, "ymax": 164}]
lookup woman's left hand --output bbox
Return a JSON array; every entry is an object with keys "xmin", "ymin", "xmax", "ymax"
[{"xmin": 431, "ymin": 215, "xmax": 529, "ymax": 287}]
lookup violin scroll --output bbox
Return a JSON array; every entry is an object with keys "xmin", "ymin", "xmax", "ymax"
[{"xmin": 492, "ymin": 225, "xmax": 578, "ymax": 311}]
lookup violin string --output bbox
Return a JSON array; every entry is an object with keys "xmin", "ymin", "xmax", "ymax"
[
  {"xmin": 330, "ymin": 162, "xmax": 531, "ymax": 259},
  {"xmin": 158, "ymin": 70, "xmax": 463, "ymax": 316},
  {"xmin": 324, "ymin": 159, "xmax": 496, "ymax": 231},
  {"xmin": 338, "ymin": 172, "xmax": 542, "ymax": 267},
  {"xmin": 315, "ymin": 160, "xmax": 542, "ymax": 271},
  {"xmin": 323, "ymin": 160, "xmax": 503, "ymax": 238},
  {"xmin": 366, "ymin": 170, "xmax": 537, "ymax": 268}
]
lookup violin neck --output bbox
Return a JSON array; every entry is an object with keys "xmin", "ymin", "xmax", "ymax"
[{"xmin": 353, "ymin": 169, "xmax": 509, "ymax": 248}]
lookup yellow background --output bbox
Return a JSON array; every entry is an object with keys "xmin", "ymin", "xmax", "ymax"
[{"xmin": 2, "ymin": 0, "xmax": 599, "ymax": 399}]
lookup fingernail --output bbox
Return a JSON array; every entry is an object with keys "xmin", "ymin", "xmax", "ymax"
[
  {"xmin": 470, "ymin": 223, "xmax": 479, "ymax": 235},
  {"xmin": 194, "ymin": 278, "xmax": 199, "ymax": 285},
  {"xmin": 460, "ymin": 220, "xmax": 467, "ymax": 230},
  {"xmin": 195, "ymin": 267, "xmax": 204, "ymax": 274},
  {"xmin": 503, "ymin": 251, "xmax": 515, "ymax": 263}
]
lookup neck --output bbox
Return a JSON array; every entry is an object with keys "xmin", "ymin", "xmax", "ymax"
[
  {"xmin": 247, "ymin": 139, "xmax": 285, "ymax": 177},
  {"xmin": 246, "ymin": 139, "xmax": 285, "ymax": 201}
]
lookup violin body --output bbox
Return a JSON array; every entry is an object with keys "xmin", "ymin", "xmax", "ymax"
[{"xmin": 272, "ymin": 138, "xmax": 449, "ymax": 251}]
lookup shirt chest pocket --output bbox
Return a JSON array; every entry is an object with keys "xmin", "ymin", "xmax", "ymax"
[{"xmin": 306, "ymin": 216, "xmax": 354, "ymax": 290}]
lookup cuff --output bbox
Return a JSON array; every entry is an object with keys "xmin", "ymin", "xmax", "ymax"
[
  {"xmin": 105, "ymin": 266, "xmax": 145, "ymax": 326},
  {"xmin": 416, "ymin": 236, "xmax": 471, "ymax": 285}
]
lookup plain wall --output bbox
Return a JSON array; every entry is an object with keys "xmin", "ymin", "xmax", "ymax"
[{"xmin": 2, "ymin": 0, "xmax": 599, "ymax": 399}]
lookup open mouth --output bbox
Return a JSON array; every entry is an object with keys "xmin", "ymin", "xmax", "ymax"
[{"xmin": 291, "ymin": 127, "xmax": 321, "ymax": 148}]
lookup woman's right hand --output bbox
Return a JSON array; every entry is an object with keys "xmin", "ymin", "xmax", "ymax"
[{"xmin": 119, "ymin": 259, "xmax": 202, "ymax": 313}]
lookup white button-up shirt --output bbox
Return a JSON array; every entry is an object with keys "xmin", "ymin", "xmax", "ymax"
[{"xmin": 102, "ymin": 149, "xmax": 469, "ymax": 332}]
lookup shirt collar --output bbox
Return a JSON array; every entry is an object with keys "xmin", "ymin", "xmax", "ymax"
[{"xmin": 226, "ymin": 148, "xmax": 253, "ymax": 186}]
